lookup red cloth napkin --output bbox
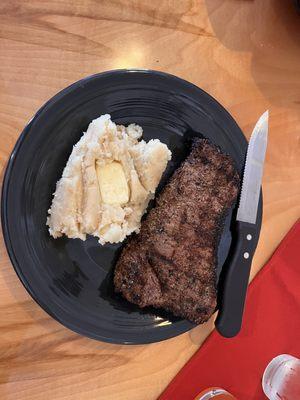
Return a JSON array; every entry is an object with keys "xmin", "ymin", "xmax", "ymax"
[{"xmin": 159, "ymin": 220, "xmax": 300, "ymax": 400}]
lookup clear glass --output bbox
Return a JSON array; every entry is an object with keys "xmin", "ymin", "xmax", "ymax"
[
  {"xmin": 194, "ymin": 387, "xmax": 236, "ymax": 399},
  {"xmin": 262, "ymin": 354, "xmax": 300, "ymax": 400}
]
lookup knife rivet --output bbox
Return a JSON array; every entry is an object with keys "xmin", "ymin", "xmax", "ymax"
[
  {"xmin": 247, "ymin": 234, "xmax": 252, "ymax": 241},
  {"xmin": 244, "ymin": 252, "xmax": 250, "ymax": 259}
]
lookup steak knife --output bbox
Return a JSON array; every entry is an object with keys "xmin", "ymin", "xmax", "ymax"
[{"xmin": 215, "ymin": 111, "xmax": 269, "ymax": 338}]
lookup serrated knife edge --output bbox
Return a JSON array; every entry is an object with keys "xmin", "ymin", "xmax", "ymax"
[{"xmin": 236, "ymin": 110, "xmax": 269, "ymax": 224}]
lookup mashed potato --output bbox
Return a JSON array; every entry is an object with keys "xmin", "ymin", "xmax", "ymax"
[{"xmin": 47, "ymin": 114, "xmax": 171, "ymax": 244}]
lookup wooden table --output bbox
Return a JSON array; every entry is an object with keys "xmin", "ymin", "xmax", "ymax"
[{"xmin": 0, "ymin": 1, "xmax": 299, "ymax": 399}]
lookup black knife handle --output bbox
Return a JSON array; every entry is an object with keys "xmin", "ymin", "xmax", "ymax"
[{"xmin": 215, "ymin": 221, "xmax": 258, "ymax": 338}]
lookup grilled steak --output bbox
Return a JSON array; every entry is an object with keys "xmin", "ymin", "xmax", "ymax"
[{"xmin": 114, "ymin": 138, "xmax": 240, "ymax": 324}]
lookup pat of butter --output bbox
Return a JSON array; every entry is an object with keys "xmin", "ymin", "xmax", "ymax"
[{"xmin": 96, "ymin": 161, "xmax": 129, "ymax": 205}]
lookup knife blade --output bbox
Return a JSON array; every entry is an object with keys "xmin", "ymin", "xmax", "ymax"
[
  {"xmin": 237, "ymin": 110, "xmax": 268, "ymax": 224},
  {"xmin": 215, "ymin": 111, "xmax": 269, "ymax": 338}
]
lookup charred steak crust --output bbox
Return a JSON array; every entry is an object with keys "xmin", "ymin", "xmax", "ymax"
[{"xmin": 114, "ymin": 138, "xmax": 240, "ymax": 324}]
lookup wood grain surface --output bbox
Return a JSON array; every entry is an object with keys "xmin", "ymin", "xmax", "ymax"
[{"xmin": 0, "ymin": 1, "xmax": 299, "ymax": 399}]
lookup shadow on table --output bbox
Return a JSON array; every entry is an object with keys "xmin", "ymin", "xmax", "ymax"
[
  {"xmin": 189, "ymin": 315, "xmax": 216, "ymax": 345},
  {"xmin": 204, "ymin": 0, "xmax": 300, "ymax": 109}
]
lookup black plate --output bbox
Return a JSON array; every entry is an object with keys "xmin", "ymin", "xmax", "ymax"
[{"xmin": 1, "ymin": 70, "xmax": 262, "ymax": 344}]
